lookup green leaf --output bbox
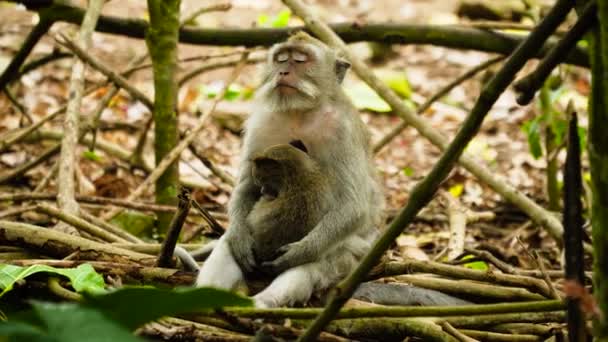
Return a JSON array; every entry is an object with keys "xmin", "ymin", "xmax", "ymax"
[
  {"xmin": 522, "ymin": 118, "xmax": 543, "ymax": 159},
  {"xmin": 550, "ymin": 117, "xmax": 567, "ymax": 146},
  {"xmin": 448, "ymin": 184, "xmax": 464, "ymax": 198},
  {"xmin": 271, "ymin": 10, "xmax": 291, "ymax": 28},
  {"xmin": 460, "ymin": 255, "xmax": 489, "ymax": 271},
  {"xmin": 223, "ymin": 84, "xmax": 242, "ymax": 101},
  {"xmin": 402, "ymin": 166, "xmax": 414, "ymax": 177},
  {"xmin": 376, "ymin": 69, "xmax": 411, "ymax": 99},
  {"xmin": 0, "ymin": 320, "xmax": 52, "ymax": 342},
  {"xmin": 0, "ymin": 264, "xmax": 105, "ymax": 297},
  {"xmin": 578, "ymin": 126, "xmax": 587, "ymax": 153},
  {"xmin": 82, "ymin": 150, "xmax": 103, "ymax": 162},
  {"xmin": 257, "ymin": 13, "xmax": 269, "ymax": 26},
  {"xmin": 85, "ymin": 287, "xmax": 252, "ymax": 330},
  {"xmin": 344, "ymin": 82, "xmax": 391, "ymax": 112},
  {"xmin": 110, "ymin": 210, "xmax": 155, "ymax": 237},
  {"xmin": 29, "ymin": 301, "xmax": 141, "ymax": 342}
]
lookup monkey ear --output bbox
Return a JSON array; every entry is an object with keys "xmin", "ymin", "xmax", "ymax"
[{"xmin": 335, "ymin": 59, "xmax": 351, "ymax": 84}]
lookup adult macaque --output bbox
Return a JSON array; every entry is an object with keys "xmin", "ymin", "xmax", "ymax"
[{"xmin": 195, "ymin": 32, "xmax": 385, "ymax": 308}]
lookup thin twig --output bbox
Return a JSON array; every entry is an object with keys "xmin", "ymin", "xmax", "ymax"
[
  {"xmin": 56, "ymin": 34, "xmax": 154, "ymax": 110},
  {"xmin": 373, "ymin": 55, "xmax": 504, "ymax": 152},
  {"xmin": 157, "ymin": 188, "xmax": 191, "ymax": 267},
  {"xmin": 188, "ymin": 141, "xmax": 235, "ymax": 186},
  {"xmin": 180, "ymin": 3, "xmax": 232, "ymax": 27},
  {"xmin": 514, "ymin": 1, "xmax": 597, "ymax": 105},
  {"xmin": 3, "ymin": 87, "xmax": 33, "ymax": 124}
]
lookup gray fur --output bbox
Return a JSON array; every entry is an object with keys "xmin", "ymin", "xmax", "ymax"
[{"xmin": 195, "ymin": 33, "xmax": 385, "ymax": 308}]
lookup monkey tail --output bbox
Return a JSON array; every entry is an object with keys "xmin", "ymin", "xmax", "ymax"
[{"xmin": 353, "ymin": 282, "xmax": 472, "ymax": 306}]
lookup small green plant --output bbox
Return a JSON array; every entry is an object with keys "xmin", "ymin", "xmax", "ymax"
[{"xmin": 257, "ymin": 9, "xmax": 291, "ymax": 28}]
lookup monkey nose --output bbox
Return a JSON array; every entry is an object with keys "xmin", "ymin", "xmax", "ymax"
[{"xmin": 279, "ymin": 71, "xmax": 290, "ymax": 76}]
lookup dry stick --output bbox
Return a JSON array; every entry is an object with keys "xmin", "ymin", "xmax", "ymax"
[
  {"xmin": 34, "ymin": 162, "xmax": 58, "ymax": 192},
  {"xmin": 0, "ymin": 107, "xmax": 62, "ymax": 152},
  {"xmin": 0, "ymin": 142, "xmax": 61, "ymax": 185},
  {"xmin": 371, "ymin": 260, "xmax": 553, "ymax": 298},
  {"xmin": 188, "ymin": 142, "xmax": 235, "ymax": 186},
  {"xmin": 56, "ymin": 0, "xmax": 104, "ymax": 234},
  {"xmin": 56, "ymin": 35, "xmax": 154, "ymax": 110},
  {"xmin": 16, "ymin": 1, "xmax": 590, "ymax": 67},
  {"xmin": 207, "ymin": 300, "xmax": 565, "ymax": 320},
  {"xmin": 0, "ymin": 221, "xmax": 154, "ymax": 263},
  {"xmin": 0, "ymin": 55, "xmax": 149, "ymax": 185},
  {"xmin": 465, "ymin": 21, "xmax": 568, "ymax": 36},
  {"xmin": 178, "ymin": 56, "xmax": 263, "ymax": 86},
  {"xmin": 395, "ymin": 275, "xmax": 545, "ymax": 301},
  {"xmin": 88, "ymin": 52, "xmax": 150, "ymax": 152},
  {"xmin": 0, "ymin": 13, "xmax": 53, "ymax": 90},
  {"xmin": 8, "ymin": 259, "xmax": 194, "ymax": 285},
  {"xmin": 3, "ymin": 87, "xmax": 33, "ymax": 124},
  {"xmin": 532, "ymin": 250, "xmax": 561, "ymax": 300},
  {"xmin": 513, "ymin": 1, "xmax": 597, "ymax": 105},
  {"xmin": 563, "ymin": 112, "xmax": 586, "ymax": 341},
  {"xmin": 102, "ymin": 53, "xmax": 250, "ymax": 221},
  {"xmin": 373, "ymin": 55, "xmax": 504, "ymax": 152},
  {"xmin": 37, "ymin": 203, "xmax": 129, "ymax": 243},
  {"xmin": 157, "ymin": 188, "xmax": 191, "ymax": 267},
  {"xmin": 129, "ymin": 115, "xmax": 154, "ymax": 165},
  {"xmin": 281, "ymin": 0, "xmax": 576, "ymax": 340},
  {"xmin": 442, "ymin": 192, "xmax": 468, "ymax": 261},
  {"xmin": 0, "ymin": 205, "xmax": 37, "ymax": 219},
  {"xmin": 180, "ymin": 2, "xmax": 232, "ymax": 27},
  {"xmin": 191, "ymin": 198, "xmax": 226, "ymax": 236},
  {"xmin": 466, "ymin": 248, "xmax": 593, "ymax": 280},
  {"xmin": 17, "ymin": 49, "xmax": 72, "ymax": 78},
  {"xmin": 112, "ymin": 243, "xmax": 204, "ymax": 254},
  {"xmin": 78, "ymin": 209, "xmax": 143, "ymax": 243},
  {"xmin": 0, "ymin": 192, "xmax": 178, "ymax": 213},
  {"xmin": 440, "ymin": 322, "xmax": 480, "ymax": 342},
  {"xmin": 457, "ymin": 329, "xmax": 540, "ymax": 341}
]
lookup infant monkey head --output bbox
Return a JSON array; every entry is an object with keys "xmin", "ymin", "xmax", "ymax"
[
  {"xmin": 251, "ymin": 140, "xmax": 316, "ymax": 200},
  {"xmin": 257, "ymin": 31, "xmax": 351, "ymax": 112}
]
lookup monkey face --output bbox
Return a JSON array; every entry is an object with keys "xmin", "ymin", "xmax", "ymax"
[{"xmin": 255, "ymin": 32, "xmax": 350, "ymax": 113}]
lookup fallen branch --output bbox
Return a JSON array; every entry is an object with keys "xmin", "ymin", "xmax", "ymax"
[
  {"xmin": 370, "ymin": 260, "xmax": 553, "ymax": 298},
  {"xmin": 5, "ymin": 259, "xmax": 195, "ymax": 285},
  {"xmin": 55, "ymin": 0, "xmax": 104, "ymax": 234},
  {"xmin": 0, "ymin": 221, "xmax": 154, "ymax": 264},
  {"xmin": 0, "ymin": 11, "xmax": 53, "ymax": 89},
  {"xmin": 9, "ymin": 0, "xmax": 589, "ymax": 67},
  {"xmin": 37, "ymin": 203, "xmax": 129, "ymax": 243}
]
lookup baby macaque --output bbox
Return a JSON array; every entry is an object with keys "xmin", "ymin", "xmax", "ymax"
[{"xmin": 248, "ymin": 141, "xmax": 330, "ymax": 264}]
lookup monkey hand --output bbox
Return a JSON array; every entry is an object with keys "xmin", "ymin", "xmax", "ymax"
[
  {"xmin": 227, "ymin": 232, "xmax": 257, "ymax": 273},
  {"xmin": 262, "ymin": 241, "xmax": 314, "ymax": 273}
]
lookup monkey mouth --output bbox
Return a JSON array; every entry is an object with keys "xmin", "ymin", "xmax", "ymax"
[{"xmin": 276, "ymin": 82, "xmax": 297, "ymax": 90}]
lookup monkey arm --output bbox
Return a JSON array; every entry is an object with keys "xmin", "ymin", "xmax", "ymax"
[
  {"xmin": 225, "ymin": 166, "xmax": 261, "ymax": 272},
  {"xmin": 263, "ymin": 189, "xmax": 365, "ymax": 273}
]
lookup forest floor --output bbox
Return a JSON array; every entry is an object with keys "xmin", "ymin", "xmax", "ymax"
[{"xmin": 0, "ymin": 0, "xmax": 592, "ymax": 309}]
